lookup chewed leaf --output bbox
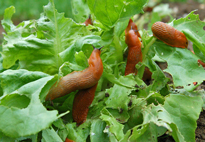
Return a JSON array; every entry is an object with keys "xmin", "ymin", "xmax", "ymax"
[
  {"xmin": 90, "ymin": 119, "xmax": 109, "ymax": 142},
  {"xmin": 143, "ymin": 94, "xmax": 203, "ymax": 142},
  {"xmin": 1, "ymin": 2, "xmax": 91, "ymax": 74},
  {"xmin": 0, "ymin": 69, "xmax": 48, "ymax": 96},
  {"xmin": 105, "ymin": 75, "xmax": 136, "ymax": 110},
  {"xmin": 100, "ymin": 108, "xmax": 124, "ymax": 141},
  {"xmin": 87, "ymin": 0, "xmax": 148, "ymax": 28},
  {"xmin": 0, "ymin": 75, "xmax": 58, "ymax": 138},
  {"xmin": 153, "ymin": 42, "xmax": 205, "ymax": 91}
]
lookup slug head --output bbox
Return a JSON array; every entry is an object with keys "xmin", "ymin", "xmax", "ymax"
[
  {"xmin": 125, "ymin": 29, "xmax": 141, "ymax": 47},
  {"xmin": 125, "ymin": 19, "xmax": 141, "ymax": 38},
  {"xmin": 88, "ymin": 47, "xmax": 103, "ymax": 79}
]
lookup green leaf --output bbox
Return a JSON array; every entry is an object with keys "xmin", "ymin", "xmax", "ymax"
[
  {"xmin": 146, "ymin": 59, "xmax": 169, "ymax": 91},
  {"xmin": 193, "ymin": 44, "xmax": 205, "ymax": 62},
  {"xmin": 143, "ymin": 94, "xmax": 203, "ymax": 142},
  {"xmin": 59, "ymin": 35, "xmax": 103, "ymax": 64},
  {"xmin": 71, "ymin": 0, "xmax": 91, "ymax": 23},
  {"xmin": 87, "ymin": 0, "xmax": 148, "ymax": 28},
  {"xmin": 0, "ymin": 69, "xmax": 48, "ymax": 96},
  {"xmin": 75, "ymin": 51, "xmax": 89, "ymax": 68},
  {"xmin": 154, "ymin": 42, "xmax": 205, "ymax": 91},
  {"xmin": 1, "ymin": 6, "xmax": 15, "ymax": 32},
  {"xmin": 0, "ymin": 131, "xmax": 16, "ymax": 142},
  {"xmin": 126, "ymin": 98, "xmax": 145, "ymax": 129},
  {"xmin": 90, "ymin": 119, "xmax": 109, "ymax": 142},
  {"xmin": 100, "ymin": 108, "xmax": 124, "ymax": 141},
  {"xmin": 42, "ymin": 127, "xmax": 63, "ymax": 142},
  {"xmin": 128, "ymin": 122, "xmax": 158, "ymax": 142},
  {"xmin": 105, "ymin": 75, "xmax": 136, "ymax": 110},
  {"xmin": 66, "ymin": 122, "xmax": 90, "ymax": 142},
  {"xmin": 1, "ymin": 0, "xmax": 90, "ymax": 74},
  {"xmin": 107, "ymin": 108, "xmax": 130, "ymax": 123},
  {"xmin": 0, "ymin": 74, "xmax": 58, "ymax": 138}
]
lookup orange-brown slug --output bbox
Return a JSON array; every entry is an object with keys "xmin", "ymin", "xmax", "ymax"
[
  {"xmin": 151, "ymin": 22, "xmax": 188, "ymax": 48},
  {"xmin": 125, "ymin": 29, "xmax": 142, "ymax": 76},
  {"xmin": 72, "ymin": 83, "xmax": 97, "ymax": 125},
  {"xmin": 125, "ymin": 19, "xmax": 141, "ymax": 38},
  {"xmin": 84, "ymin": 15, "xmax": 93, "ymax": 26},
  {"xmin": 45, "ymin": 47, "xmax": 103, "ymax": 101}
]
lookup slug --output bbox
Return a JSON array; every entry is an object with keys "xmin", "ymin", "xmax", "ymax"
[
  {"xmin": 151, "ymin": 22, "xmax": 188, "ymax": 48},
  {"xmin": 45, "ymin": 47, "xmax": 103, "ymax": 101},
  {"xmin": 65, "ymin": 138, "xmax": 75, "ymax": 142},
  {"xmin": 84, "ymin": 15, "xmax": 93, "ymax": 26},
  {"xmin": 125, "ymin": 19, "xmax": 141, "ymax": 38},
  {"xmin": 72, "ymin": 83, "xmax": 98, "ymax": 125},
  {"xmin": 125, "ymin": 29, "xmax": 142, "ymax": 76}
]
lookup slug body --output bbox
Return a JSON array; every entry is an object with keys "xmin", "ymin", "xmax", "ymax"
[
  {"xmin": 84, "ymin": 15, "xmax": 93, "ymax": 26},
  {"xmin": 151, "ymin": 22, "xmax": 188, "ymax": 48},
  {"xmin": 125, "ymin": 19, "xmax": 141, "ymax": 38},
  {"xmin": 46, "ymin": 48, "xmax": 103, "ymax": 101},
  {"xmin": 65, "ymin": 138, "xmax": 75, "ymax": 142},
  {"xmin": 72, "ymin": 83, "xmax": 97, "ymax": 125},
  {"xmin": 125, "ymin": 29, "xmax": 142, "ymax": 76}
]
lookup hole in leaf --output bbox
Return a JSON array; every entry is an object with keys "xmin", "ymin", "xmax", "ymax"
[
  {"xmin": 187, "ymin": 84, "xmax": 191, "ymax": 86},
  {"xmin": 105, "ymin": 92, "xmax": 109, "ymax": 97},
  {"xmin": 157, "ymin": 119, "xmax": 162, "ymax": 121},
  {"xmin": 128, "ymin": 100, "xmax": 132, "ymax": 107},
  {"xmin": 203, "ymin": 26, "xmax": 205, "ymax": 31},
  {"xmin": 176, "ymin": 86, "xmax": 184, "ymax": 89},
  {"xmin": 45, "ymin": 18, "xmax": 50, "ymax": 22},
  {"xmin": 98, "ymin": 99, "xmax": 103, "ymax": 102},
  {"xmin": 119, "ymin": 108, "xmax": 123, "ymax": 114},
  {"xmin": 157, "ymin": 109, "xmax": 163, "ymax": 112},
  {"xmin": 131, "ymin": 129, "xmax": 133, "ymax": 135},
  {"xmin": 188, "ymin": 17, "xmax": 190, "ymax": 19}
]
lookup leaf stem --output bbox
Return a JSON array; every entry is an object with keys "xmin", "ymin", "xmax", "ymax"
[
  {"xmin": 138, "ymin": 37, "xmax": 156, "ymax": 79},
  {"xmin": 51, "ymin": 0, "xmax": 62, "ymax": 71}
]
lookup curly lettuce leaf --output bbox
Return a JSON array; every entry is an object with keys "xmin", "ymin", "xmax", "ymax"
[
  {"xmin": 0, "ymin": 69, "xmax": 48, "ymax": 96},
  {"xmin": 1, "ymin": 1, "xmax": 92, "ymax": 75}
]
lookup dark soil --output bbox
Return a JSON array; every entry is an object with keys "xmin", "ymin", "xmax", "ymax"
[{"xmin": 196, "ymin": 111, "xmax": 205, "ymax": 142}]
